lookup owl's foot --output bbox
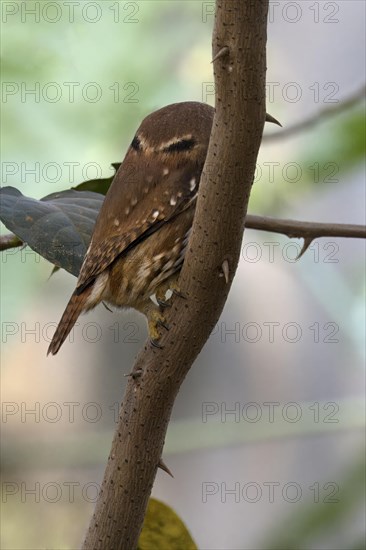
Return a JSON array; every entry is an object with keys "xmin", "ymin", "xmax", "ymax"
[
  {"xmin": 155, "ymin": 285, "xmax": 172, "ymax": 309},
  {"xmin": 155, "ymin": 274, "xmax": 186, "ymax": 309},
  {"xmin": 148, "ymin": 309, "xmax": 169, "ymax": 348}
]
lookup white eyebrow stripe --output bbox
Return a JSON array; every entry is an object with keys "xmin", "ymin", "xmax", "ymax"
[
  {"xmin": 157, "ymin": 134, "xmax": 194, "ymax": 151},
  {"xmin": 136, "ymin": 133, "xmax": 196, "ymax": 153}
]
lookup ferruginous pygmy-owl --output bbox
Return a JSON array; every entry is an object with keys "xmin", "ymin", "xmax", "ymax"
[{"xmin": 48, "ymin": 101, "xmax": 279, "ymax": 355}]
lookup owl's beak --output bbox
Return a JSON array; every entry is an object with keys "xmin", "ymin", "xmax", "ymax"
[{"xmin": 265, "ymin": 113, "xmax": 282, "ymax": 127}]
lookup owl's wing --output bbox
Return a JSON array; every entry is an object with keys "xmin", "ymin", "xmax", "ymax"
[{"xmin": 76, "ymin": 154, "xmax": 201, "ymax": 293}]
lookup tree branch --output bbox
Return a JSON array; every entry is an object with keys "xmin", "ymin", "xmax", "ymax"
[
  {"xmin": 0, "ymin": 233, "xmax": 23, "ymax": 251},
  {"xmin": 262, "ymin": 84, "xmax": 365, "ymax": 141},
  {"xmin": 1, "ymin": 217, "xmax": 365, "ymax": 254},
  {"xmin": 82, "ymin": 1, "xmax": 269, "ymax": 548},
  {"xmin": 245, "ymin": 215, "xmax": 366, "ymax": 259},
  {"xmin": 245, "ymin": 215, "xmax": 366, "ymax": 240}
]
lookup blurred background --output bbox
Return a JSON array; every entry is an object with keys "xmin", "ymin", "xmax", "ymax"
[{"xmin": 1, "ymin": 1, "xmax": 365, "ymax": 549}]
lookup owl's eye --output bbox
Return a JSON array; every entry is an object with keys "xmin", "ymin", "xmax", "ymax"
[
  {"xmin": 164, "ymin": 138, "xmax": 196, "ymax": 153},
  {"xmin": 131, "ymin": 135, "xmax": 141, "ymax": 151}
]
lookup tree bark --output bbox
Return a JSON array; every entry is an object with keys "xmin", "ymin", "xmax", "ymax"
[{"xmin": 82, "ymin": 1, "xmax": 269, "ymax": 548}]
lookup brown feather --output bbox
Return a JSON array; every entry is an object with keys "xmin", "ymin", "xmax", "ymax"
[{"xmin": 48, "ymin": 286, "xmax": 92, "ymax": 355}]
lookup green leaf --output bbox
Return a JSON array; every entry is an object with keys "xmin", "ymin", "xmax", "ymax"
[
  {"xmin": 72, "ymin": 163, "xmax": 121, "ymax": 195},
  {"xmin": 138, "ymin": 498, "xmax": 197, "ymax": 550},
  {"xmin": 261, "ymin": 457, "xmax": 365, "ymax": 550},
  {"xmin": 0, "ymin": 186, "xmax": 103, "ymax": 276}
]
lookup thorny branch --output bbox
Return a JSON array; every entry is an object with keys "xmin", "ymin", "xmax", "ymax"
[
  {"xmin": 1, "ymin": 217, "xmax": 365, "ymax": 255},
  {"xmin": 262, "ymin": 84, "xmax": 365, "ymax": 141}
]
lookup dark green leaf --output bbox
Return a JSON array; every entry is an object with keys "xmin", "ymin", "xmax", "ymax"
[
  {"xmin": 0, "ymin": 186, "xmax": 103, "ymax": 276},
  {"xmin": 72, "ymin": 163, "xmax": 121, "ymax": 195}
]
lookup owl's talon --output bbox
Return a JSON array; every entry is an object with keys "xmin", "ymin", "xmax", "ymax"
[
  {"xmin": 157, "ymin": 319, "xmax": 170, "ymax": 331},
  {"xmin": 147, "ymin": 309, "xmax": 168, "ymax": 348},
  {"xmin": 172, "ymin": 288, "xmax": 187, "ymax": 299},
  {"xmin": 150, "ymin": 338, "xmax": 163, "ymax": 349},
  {"xmin": 157, "ymin": 298, "xmax": 171, "ymax": 309}
]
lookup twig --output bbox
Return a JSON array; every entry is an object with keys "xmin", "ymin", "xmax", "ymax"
[
  {"xmin": 244, "ymin": 215, "xmax": 366, "ymax": 240},
  {"xmin": 245, "ymin": 215, "xmax": 366, "ymax": 259},
  {"xmin": 262, "ymin": 85, "xmax": 366, "ymax": 141},
  {"xmin": 0, "ymin": 233, "xmax": 23, "ymax": 251},
  {"xmin": 1, "ymin": 217, "xmax": 365, "ymax": 255}
]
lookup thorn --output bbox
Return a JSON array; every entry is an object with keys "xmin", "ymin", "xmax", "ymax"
[
  {"xmin": 124, "ymin": 368, "xmax": 142, "ymax": 379},
  {"xmin": 47, "ymin": 265, "xmax": 60, "ymax": 280},
  {"xmin": 102, "ymin": 301, "xmax": 113, "ymax": 312},
  {"xmin": 158, "ymin": 458, "xmax": 174, "ymax": 478},
  {"xmin": 211, "ymin": 46, "xmax": 229, "ymax": 64},
  {"xmin": 221, "ymin": 259, "xmax": 230, "ymax": 284},
  {"xmin": 265, "ymin": 113, "xmax": 282, "ymax": 127},
  {"xmin": 296, "ymin": 237, "xmax": 314, "ymax": 260}
]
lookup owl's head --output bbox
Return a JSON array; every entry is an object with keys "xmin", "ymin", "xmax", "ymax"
[
  {"xmin": 127, "ymin": 101, "xmax": 281, "ymax": 166},
  {"xmin": 128, "ymin": 102, "xmax": 214, "ymax": 165}
]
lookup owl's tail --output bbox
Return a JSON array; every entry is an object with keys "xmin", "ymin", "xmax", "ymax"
[{"xmin": 48, "ymin": 287, "xmax": 92, "ymax": 356}]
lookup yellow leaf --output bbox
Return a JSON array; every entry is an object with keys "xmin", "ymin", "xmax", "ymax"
[{"xmin": 138, "ymin": 498, "xmax": 197, "ymax": 550}]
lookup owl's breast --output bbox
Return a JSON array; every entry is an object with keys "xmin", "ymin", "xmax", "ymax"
[{"xmin": 105, "ymin": 208, "xmax": 194, "ymax": 307}]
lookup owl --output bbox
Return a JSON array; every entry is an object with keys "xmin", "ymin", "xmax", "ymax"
[{"xmin": 48, "ymin": 102, "xmax": 279, "ymax": 354}]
